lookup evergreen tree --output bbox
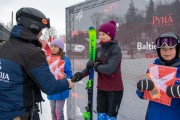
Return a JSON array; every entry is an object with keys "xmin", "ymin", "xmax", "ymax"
[
  {"xmin": 146, "ymin": 0, "xmax": 155, "ymax": 22},
  {"xmin": 172, "ymin": 0, "xmax": 180, "ymax": 33},
  {"xmin": 124, "ymin": 0, "xmax": 138, "ymax": 52},
  {"xmin": 145, "ymin": 0, "xmax": 155, "ymax": 42},
  {"xmin": 125, "ymin": 0, "xmax": 136, "ymax": 24}
]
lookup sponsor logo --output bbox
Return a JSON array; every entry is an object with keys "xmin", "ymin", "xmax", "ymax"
[
  {"xmin": 104, "ymin": 3, "xmax": 118, "ymax": 13},
  {"xmin": 137, "ymin": 42, "xmax": 156, "ymax": 50},
  {"xmin": 0, "ymin": 72, "xmax": 10, "ymax": 82},
  {"xmin": 152, "ymin": 15, "xmax": 173, "ymax": 27},
  {"xmin": 76, "ymin": 9, "xmax": 83, "ymax": 21},
  {"xmin": 0, "ymin": 61, "xmax": 10, "ymax": 82}
]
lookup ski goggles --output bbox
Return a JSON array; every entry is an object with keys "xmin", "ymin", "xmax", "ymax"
[{"xmin": 155, "ymin": 37, "xmax": 178, "ymax": 48}]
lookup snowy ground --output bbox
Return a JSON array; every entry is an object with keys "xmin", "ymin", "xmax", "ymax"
[
  {"xmin": 39, "ymin": 93, "xmax": 51, "ymax": 120},
  {"xmin": 39, "ymin": 57, "xmax": 156, "ymax": 120}
]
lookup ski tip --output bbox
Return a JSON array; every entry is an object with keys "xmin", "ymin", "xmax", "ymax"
[{"xmin": 89, "ymin": 26, "xmax": 95, "ymax": 30}]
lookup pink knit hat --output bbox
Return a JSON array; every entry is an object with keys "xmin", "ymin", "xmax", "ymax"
[
  {"xmin": 51, "ymin": 38, "xmax": 64, "ymax": 50},
  {"xmin": 98, "ymin": 20, "xmax": 116, "ymax": 39}
]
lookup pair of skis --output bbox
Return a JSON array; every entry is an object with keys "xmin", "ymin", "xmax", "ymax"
[{"xmin": 83, "ymin": 27, "xmax": 96, "ymax": 120}]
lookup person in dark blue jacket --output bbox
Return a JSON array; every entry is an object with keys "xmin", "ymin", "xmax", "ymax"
[
  {"xmin": 0, "ymin": 7, "xmax": 74, "ymax": 120},
  {"xmin": 47, "ymin": 38, "xmax": 72, "ymax": 120},
  {"xmin": 136, "ymin": 32, "xmax": 180, "ymax": 120}
]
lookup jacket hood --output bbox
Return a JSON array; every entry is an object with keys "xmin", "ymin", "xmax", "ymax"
[{"xmin": 10, "ymin": 25, "xmax": 42, "ymax": 47}]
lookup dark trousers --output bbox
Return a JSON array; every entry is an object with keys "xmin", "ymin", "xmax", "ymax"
[{"xmin": 97, "ymin": 89, "xmax": 123, "ymax": 117}]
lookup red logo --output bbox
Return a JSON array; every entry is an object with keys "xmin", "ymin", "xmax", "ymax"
[
  {"xmin": 104, "ymin": 3, "xmax": 118, "ymax": 13},
  {"xmin": 152, "ymin": 15, "xmax": 173, "ymax": 27}
]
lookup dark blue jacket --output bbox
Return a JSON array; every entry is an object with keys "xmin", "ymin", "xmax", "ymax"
[
  {"xmin": 136, "ymin": 58, "xmax": 180, "ymax": 120},
  {"xmin": 47, "ymin": 56, "xmax": 72, "ymax": 100},
  {"xmin": 0, "ymin": 25, "xmax": 69, "ymax": 119}
]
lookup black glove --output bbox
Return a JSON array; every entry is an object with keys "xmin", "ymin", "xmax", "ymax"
[
  {"xmin": 71, "ymin": 72, "xmax": 83, "ymax": 82},
  {"xmin": 166, "ymin": 85, "xmax": 180, "ymax": 97},
  {"xmin": 86, "ymin": 60, "xmax": 95, "ymax": 69},
  {"xmin": 137, "ymin": 79, "xmax": 154, "ymax": 91},
  {"xmin": 86, "ymin": 60, "xmax": 101, "ymax": 71},
  {"xmin": 94, "ymin": 62, "xmax": 101, "ymax": 71}
]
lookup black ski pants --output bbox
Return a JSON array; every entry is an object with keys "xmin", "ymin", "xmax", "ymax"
[{"xmin": 97, "ymin": 89, "xmax": 123, "ymax": 117}]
